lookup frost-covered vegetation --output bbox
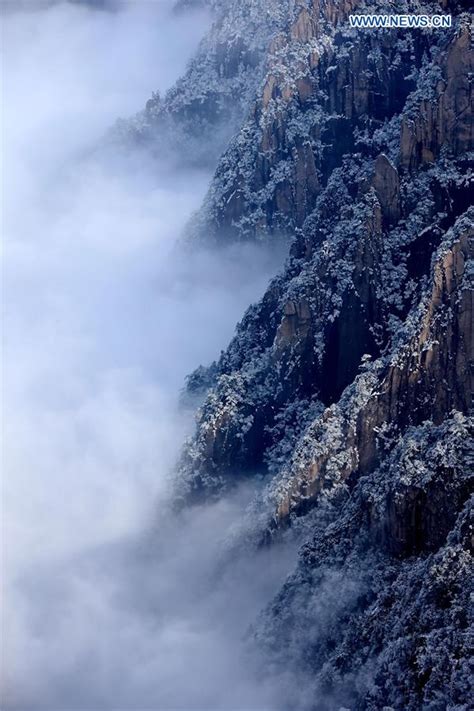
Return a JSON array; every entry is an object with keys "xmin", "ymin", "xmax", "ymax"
[
  {"xmin": 255, "ymin": 414, "xmax": 473, "ymax": 710},
  {"xmin": 152, "ymin": 1, "xmax": 473, "ymax": 708},
  {"xmin": 111, "ymin": 0, "xmax": 294, "ymax": 166}
]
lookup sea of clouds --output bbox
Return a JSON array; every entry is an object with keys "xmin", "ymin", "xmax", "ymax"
[{"xmin": 2, "ymin": 2, "xmax": 295, "ymax": 708}]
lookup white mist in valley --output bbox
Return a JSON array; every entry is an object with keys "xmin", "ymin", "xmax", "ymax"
[{"xmin": 1, "ymin": 2, "xmax": 293, "ymax": 708}]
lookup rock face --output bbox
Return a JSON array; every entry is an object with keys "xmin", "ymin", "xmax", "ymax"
[
  {"xmin": 400, "ymin": 20, "xmax": 473, "ymax": 170},
  {"xmin": 271, "ymin": 216, "xmax": 473, "ymax": 527},
  {"xmin": 145, "ymin": 1, "xmax": 473, "ymax": 708},
  {"xmin": 179, "ymin": 2, "xmax": 471, "ymax": 242},
  {"xmin": 112, "ymin": 0, "xmax": 297, "ymax": 166},
  {"xmin": 372, "ymin": 153, "xmax": 401, "ymax": 224},
  {"xmin": 255, "ymin": 414, "xmax": 473, "ymax": 710}
]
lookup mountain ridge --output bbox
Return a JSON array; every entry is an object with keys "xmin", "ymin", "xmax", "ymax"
[{"xmin": 122, "ymin": 1, "xmax": 473, "ymax": 708}]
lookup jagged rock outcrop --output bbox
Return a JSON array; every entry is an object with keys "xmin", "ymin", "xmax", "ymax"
[
  {"xmin": 271, "ymin": 214, "xmax": 473, "ymax": 527},
  {"xmin": 154, "ymin": 1, "xmax": 473, "ymax": 708},
  {"xmin": 189, "ymin": 3, "xmax": 473, "ymax": 241},
  {"xmin": 175, "ymin": 2, "xmax": 473, "ymax": 508},
  {"xmin": 372, "ymin": 153, "xmax": 401, "ymax": 224},
  {"xmin": 111, "ymin": 0, "xmax": 301, "ymax": 166},
  {"xmin": 254, "ymin": 415, "xmax": 473, "ymax": 710},
  {"xmin": 400, "ymin": 18, "xmax": 473, "ymax": 170}
]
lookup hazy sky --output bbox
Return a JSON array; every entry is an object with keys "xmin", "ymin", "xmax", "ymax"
[{"xmin": 2, "ymin": 2, "xmax": 293, "ymax": 708}]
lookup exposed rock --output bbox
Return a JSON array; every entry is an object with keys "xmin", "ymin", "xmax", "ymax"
[
  {"xmin": 372, "ymin": 153, "xmax": 401, "ymax": 224},
  {"xmin": 255, "ymin": 416, "xmax": 473, "ymax": 710},
  {"xmin": 400, "ymin": 20, "xmax": 474, "ymax": 171},
  {"xmin": 185, "ymin": 0, "xmax": 438, "ymax": 241},
  {"xmin": 159, "ymin": 2, "xmax": 474, "ymax": 708},
  {"xmin": 110, "ymin": 0, "xmax": 292, "ymax": 166},
  {"xmin": 271, "ymin": 215, "xmax": 472, "ymax": 527},
  {"xmin": 275, "ymin": 298, "xmax": 312, "ymax": 349}
]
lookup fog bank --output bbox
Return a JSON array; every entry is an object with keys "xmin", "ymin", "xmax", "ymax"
[{"xmin": 1, "ymin": 3, "xmax": 292, "ymax": 709}]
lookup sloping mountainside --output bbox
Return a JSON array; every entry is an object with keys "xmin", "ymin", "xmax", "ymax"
[
  {"xmin": 112, "ymin": 0, "xmax": 294, "ymax": 165},
  {"xmin": 137, "ymin": 0, "xmax": 473, "ymax": 708}
]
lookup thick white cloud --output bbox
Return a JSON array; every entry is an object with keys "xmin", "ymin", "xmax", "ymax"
[{"xmin": 2, "ymin": 2, "xmax": 292, "ymax": 709}]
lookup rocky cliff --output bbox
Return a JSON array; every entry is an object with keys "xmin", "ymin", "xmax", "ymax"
[
  {"xmin": 134, "ymin": 1, "xmax": 473, "ymax": 708},
  {"xmin": 112, "ymin": 0, "xmax": 294, "ymax": 166}
]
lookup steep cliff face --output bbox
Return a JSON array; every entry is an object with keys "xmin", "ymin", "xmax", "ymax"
[
  {"xmin": 255, "ymin": 415, "xmax": 473, "ymax": 710},
  {"xmin": 270, "ymin": 215, "xmax": 472, "ymax": 527},
  {"xmin": 175, "ymin": 4, "xmax": 472, "ymax": 501},
  {"xmin": 112, "ymin": 0, "xmax": 296, "ymax": 166},
  {"xmin": 189, "ymin": 1, "xmax": 471, "ymax": 241},
  {"xmin": 157, "ymin": 1, "xmax": 472, "ymax": 708}
]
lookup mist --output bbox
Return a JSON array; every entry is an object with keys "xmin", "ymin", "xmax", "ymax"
[{"xmin": 1, "ymin": 2, "xmax": 294, "ymax": 709}]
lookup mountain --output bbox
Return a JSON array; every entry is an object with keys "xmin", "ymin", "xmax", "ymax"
[
  {"xmin": 126, "ymin": 1, "xmax": 473, "ymax": 708},
  {"xmin": 112, "ymin": 0, "xmax": 292, "ymax": 166}
]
